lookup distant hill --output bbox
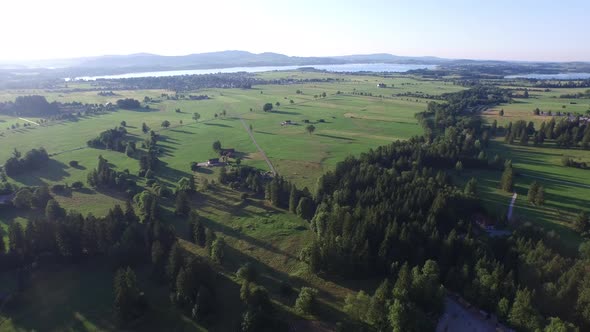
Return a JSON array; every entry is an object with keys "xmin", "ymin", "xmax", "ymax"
[{"xmin": 0, "ymin": 50, "xmax": 448, "ymax": 72}]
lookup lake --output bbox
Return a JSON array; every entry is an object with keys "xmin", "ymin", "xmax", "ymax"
[
  {"xmin": 505, "ymin": 73, "xmax": 590, "ymax": 80},
  {"xmin": 69, "ymin": 63, "xmax": 437, "ymax": 81}
]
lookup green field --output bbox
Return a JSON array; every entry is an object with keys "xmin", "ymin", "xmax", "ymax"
[
  {"xmin": 2, "ymin": 70, "xmax": 590, "ymax": 329},
  {"xmin": 482, "ymin": 87, "xmax": 590, "ymax": 126},
  {"xmin": 0, "ymin": 72, "xmax": 443, "ymax": 330},
  {"xmin": 0, "ymin": 74, "xmax": 436, "ymax": 211},
  {"xmin": 475, "ymin": 86, "xmax": 590, "ymax": 249}
]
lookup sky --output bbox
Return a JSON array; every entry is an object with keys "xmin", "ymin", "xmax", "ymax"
[{"xmin": 1, "ymin": 0, "xmax": 589, "ymax": 62}]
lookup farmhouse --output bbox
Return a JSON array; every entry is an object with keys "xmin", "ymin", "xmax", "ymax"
[
  {"xmin": 219, "ymin": 148, "xmax": 235, "ymax": 158},
  {"xmin": 377, "ymin": 83, "xmax": 387, "ymax": 88},
  {"xmin": 207, "ymin": 158, "xmax": 220, "ymax": 166},
  {"xmin": 281, "ymin": 120, "xmax": 293, "ymax": 126}
]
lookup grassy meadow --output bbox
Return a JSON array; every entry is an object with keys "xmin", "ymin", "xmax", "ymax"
[
  {"xmin": 476, "ymin": 86, "xmax": 590, "ymax": 249},
  {"xmin": 2, "ymin": 70, "xmax": 589, "ymax": 329},
  {"xmin": 0, "ymin": 72, "xmax": 445, "ymax": 330}
]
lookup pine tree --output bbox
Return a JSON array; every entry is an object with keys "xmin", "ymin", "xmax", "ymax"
[
  {"xmin": 0, "ymin": 233, "xmax": 5, "ymax": 255},
  {"xmin": 174, "ymin": 267, "xmax": 189, "ymax": 304},
  {"xmin": 528, "ymin": 181, "xmax": 540, "ymax": 204},
  {"xmin": 192, "ymin": 213, "xmax": 206, "ymax": 247},
  {"xmin": 388, "ymin": 299, "xmax": 411, "ymax": 332},
  {"xmin": 124, "ymin": 200, "xmax": 138, "ymax": 224},
  {"xmin": 343, "ymin": 290, "xmax": 370, "ymax": 322},
  {"xmin": 8, "ymin": 222, "xmax": 25, "ymax": 256},
  {"xmin": 113, "ymin": 267, "xmax": 142, "ymax": 325},
  {"xmin": 296, "ymin": 197, "xmax": 314, "ymax": 221},
  {"xmin": 582, "ymin": 126, "xmax": 590, "ymax": 149},
  {"xmin": 174, "ymin": 191, "xmax": 190, "ymax": 216},
  {"xmin": 392, "ymin": 263, "xmax": 412, "ymax": 300},
  {"xmin": 367, "ymin": 279, "xmax": 390, "ymax": 330},
  {"xmin": 288, "ymin": 184, "xmax": 300, "ymax": 213},
  {"xmin": 151, "ymin": 240, "xmax": 166, "ymax": 281},
  {"xmin": 464, "ymin": 177, "xmax": 477, "ymax": 196},
  {"xmin": 211, "ymin": 237, "xmax": 225, "ymax": 264},
  {"xmin": 166, "ymin": 243, "xmax": 183, "ymax": 283},
  {"xmin": 509, "ymin": 288, "xmax": 542, "ymax": 332},
  {"xmin": 500, "ymin": 164, "xmax": 514, "ymax": 192},
  {"xmin": 574, "ymin": 211, "xmax": 589, "ymax": 233},
  {"xmin": 205, "ymin": 229, "xmax": 216, "ymax": 254}
]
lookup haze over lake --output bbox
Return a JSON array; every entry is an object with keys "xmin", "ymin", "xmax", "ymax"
[{"xmin": 70, "ymin": 63, "xmax": 437, "ymax": 81}]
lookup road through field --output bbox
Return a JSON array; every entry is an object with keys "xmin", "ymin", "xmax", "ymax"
[
  {"xmin": 239, "ymin": 117, "xmax": 276, "ymax": 175},
  {"xmin": 18, "ymin": 117, "xmax": 40, "ymax": 125}
]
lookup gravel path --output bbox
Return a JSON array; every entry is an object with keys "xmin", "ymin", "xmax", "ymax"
[
  {"xmin": 18, "ymin": 117, "xmax": 40, "ymax": 125},
  {"xmin": 507, "ymin": 192, "xmax": 518, "ymax": 220},
  {"xmin": 239, "ymin": 117, "xmax": 276, "ymax": 175}
]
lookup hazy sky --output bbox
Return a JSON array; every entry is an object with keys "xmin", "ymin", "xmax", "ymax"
[{"xmin": 2, "ymin": 0, "xmax": 589, "ymax": 62}]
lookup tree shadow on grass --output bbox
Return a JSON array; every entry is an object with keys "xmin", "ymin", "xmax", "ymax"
[
  {"xmin": 123, "ymin": 107, "xmax": 158, "ymax": 113},
  {"xmin": 316, "ymin": 134, "xmax": 355, "ymax": 141},
  {"xmin": 273, "ymin": 110, "xmax": 301, "ymax": 116},
  {"xmin": 204, "ymin": 123, "xmax": 231, "ymax": 128},
  {"xmin": 195, "ymin": 168, "xmax": 213, "ymax": 174},
  {"xmin": 220, "ymin": 243, "xmax": 344, "ymax": 326},
  {"xmin": 157, "ymin": 161, "xmax": 192, "ymax": 184},
  {"xmin": 254, "ymin": 131, "xmax": 276, "ymax": 135},
  {"xmin": 70, "ymin": 164, "xmax": 87, "ymax": 171},
  {"xmin": 12, "ymin": 159, "xmax": 70, "ymax": 186},
  {"xmin": 169, "ymin": 129, "xmax": 194, "ymax": 135}
]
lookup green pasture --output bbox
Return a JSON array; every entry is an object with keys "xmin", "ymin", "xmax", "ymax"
[
  {"xmin": 0, "ymin": 75, "xmax": 430, "ymax": 213},
  {"xmin": 462, "ymin": 139, "xmax": 590, "ymax": 249},
  {"xmin": 482, "ymin": 87, "xmax": 590, "ymax": 126}
]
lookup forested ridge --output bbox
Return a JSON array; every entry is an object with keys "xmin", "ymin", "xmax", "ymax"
[{"xmin": 303, "ymin": 86, "xmax": 590, "ymax": 331}]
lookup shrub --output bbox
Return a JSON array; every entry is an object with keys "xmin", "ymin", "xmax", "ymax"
[
  {"xmin": 71, "ymin": 181, "xmax": 84, "ymax": 189},
  {"xmin": 69, "ymin": 160, "xmax": 79, "ymax": 167},
  {"xmin": 294, "ymin": 287, "xmax": 318, "ymax": 315}
]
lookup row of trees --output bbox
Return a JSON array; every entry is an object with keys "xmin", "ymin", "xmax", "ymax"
[
  {"xmin": 504, "ymin": 117, "xmax": 590, "ymax": 149},
  {"xmin": 0, "ymin": 95, "xmax": 59, "ymax": 117}
]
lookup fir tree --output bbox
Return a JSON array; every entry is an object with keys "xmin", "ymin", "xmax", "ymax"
[
  {"xmin": 500, "ymin": 164, "xmax": 514, "ymax": 192},
  {"xmin": 528, "ymin": 181, "xmax": 540, "ymax": 204},
  {"xmin": 174, "ymin": 191, "xmax": 190, "ymax": 216}
]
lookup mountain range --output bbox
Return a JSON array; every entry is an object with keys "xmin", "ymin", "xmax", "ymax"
[{"xmin": 1, "ymin": 50, "xmax": 448, "ymax": 71}]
